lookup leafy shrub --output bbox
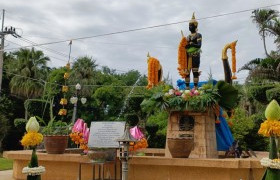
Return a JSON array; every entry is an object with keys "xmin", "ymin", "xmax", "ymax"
[
  {"xmin": 248, "ymin": 85, "xmax": 275, "ymax": 104},
  {"xmin": 0, "ymin": 114, "xmax": 9, "ymax": 152},
  {"xmin": 266, "ymin": 87, "xmax": 280, "ymax": 103},
  {"xmin": 230, "ymin": 108, "xmax": 268, "ymax": 151},
  {"xmin": 125, "ymin": 113, "xmax": 139, "ymax": 127},
  {"xmin": 145, "ymin": 124, "xmax": 166, "ymax": 148}
]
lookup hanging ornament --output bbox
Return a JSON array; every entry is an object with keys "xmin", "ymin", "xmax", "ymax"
[
  {"xmin": 81, "ymin": 98, "xmax": 87, "ymax": 104},
  {"xmin": 70, "ymin": 97, "xmax": 78, "ymax": 104}
]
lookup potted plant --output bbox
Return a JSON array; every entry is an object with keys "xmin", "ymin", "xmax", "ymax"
[
  {"xmin": 40, "ymin": 118, "xmax": 72, "ymax": 154},
  {"xmin": 36, "ymin": 98, "xmax": 72, "ymax": 154}
]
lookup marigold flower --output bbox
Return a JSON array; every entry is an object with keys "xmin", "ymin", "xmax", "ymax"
[
  {"xmin": 65, "ymin": 63, "xmax": 70, "ymax": 70},
  {"xmin": 62, "ymin": 86, "xmax": 69, "ymax": 93},
  {"xmin": 58, "ymin": 109, "xmax": 67, "ymax": 116},
  {"xmin": 64, "ymin": 72, "xmax": 70, "ymax": 79},
  {"xmin": 21, "ymin": 132, "xmax": 43, "ymax": 147},
  {"xmin": 60, "ymin": 98, "xmax": 68, "ymax": 105},
  {"xmin": 258, "ymin": 120, "xmax": 280, "ymax": 137}
]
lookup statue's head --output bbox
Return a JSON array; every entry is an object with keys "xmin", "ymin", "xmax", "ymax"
[{"xmin": 189, "ymin": 12, "xmax": 198, "ymax": 33}]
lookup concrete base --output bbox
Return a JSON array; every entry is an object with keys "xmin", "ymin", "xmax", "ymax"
[
  {"xmin": 4, "ymin": 149, "xmax": 266, "ymax": 180},
  {"xmin": 4, "ymin": 150, "xmax": 120, "ymax": 180},
  {"xmin": 129, "ymin": 156, "xmax": 265, "ymax": 180},
  {"xmin": 165, "ymin": 111, "xmax": 218, "ymax": 158}
]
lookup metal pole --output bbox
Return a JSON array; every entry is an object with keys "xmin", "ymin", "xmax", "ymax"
[
  {"xmin": 72, "ymin": 101, "xmax": 77, "ymax": 123},
  {"xmin": 0, "ymin": 9, "xmax": 5, "ymax": 95},
  {"xmin": 121, "ymin": 144, "xmax": 129, "ymax": 180}
]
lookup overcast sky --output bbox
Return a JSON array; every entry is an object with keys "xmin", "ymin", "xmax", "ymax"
[{"xmin": 2, "ymin": 0, "xmax": 280, "ymax": 85}]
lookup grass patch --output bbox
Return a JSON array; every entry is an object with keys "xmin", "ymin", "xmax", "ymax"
[{"xmin": 0, "ymin": 158, "xmax": 13, "ymax": 171}]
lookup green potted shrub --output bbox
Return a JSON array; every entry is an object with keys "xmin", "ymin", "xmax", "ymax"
[
  {"xmin": 36, "ymin": 99, "xmax": 72, "ymax": 154},
  {"xmin": 40, "ymin": 117, "xmax": 72, "ymax": 154}
]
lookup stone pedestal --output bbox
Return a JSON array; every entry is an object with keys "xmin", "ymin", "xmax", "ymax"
[{"xmin": 165, "ymin": 110, "xmax": 218, "ymax": 158}]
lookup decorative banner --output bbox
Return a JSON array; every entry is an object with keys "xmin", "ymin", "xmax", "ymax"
[{"xmin": 88, "ymin": 121, "xmax": 125, "ymax": 148}]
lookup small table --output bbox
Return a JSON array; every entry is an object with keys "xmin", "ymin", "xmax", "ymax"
[{"xmin": 78, "ymin": 160, "xmax": 117, "ymax": 180}]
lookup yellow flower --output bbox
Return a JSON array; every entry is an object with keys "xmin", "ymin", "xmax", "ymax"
[
  {"xmin": 60, "ymin": 98, "xmax": 68, "ymax": 105},
  {"xmin": 258, "ymin": 120, "xmax": 280, "ymax": 137},
  {"xmin": 65, "ymin": 63, "xmax": 70, "ymax": 70},
  {"xmin": 64, "ymin": 72, "xmax": 70, "ymax": 80},
  {"xmin": 58, "ymin": 109, "xmax": 67, "ymax": 116},
  {"xmin": 62, "ymin": 86, "xmax": 69, "ymax": 93},
  {"xmin": 21, "ymin": 132, "xmax": 43, "ymax": 147}
]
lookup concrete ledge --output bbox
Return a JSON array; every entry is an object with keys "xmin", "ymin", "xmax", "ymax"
[
  {"xmin": 4, "ymin": 150, "xmax": 120, "ymax": 180},
  {"xmin": 129, "ymin": 156, "xmax": 265, "ymax": 180},
  {"xmin": 130, "ymin": 156, "xmax": 263, "ymax": 169},
  {"xmin": 4, "ymin": 149, "xmax": 266, "ymax": 180}
]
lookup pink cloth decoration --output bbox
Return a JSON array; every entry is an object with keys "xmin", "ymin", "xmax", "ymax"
[
  {"xmin": 130, "ymin": 126, "xmax": 144, "ymax": 140},
  {"xmin": 72, "ymin": 118, "xmax": 84, "ymax": 133},
  {"xmin": 82, "ymin": 123, "xmax": 90, "ymax": 143}
]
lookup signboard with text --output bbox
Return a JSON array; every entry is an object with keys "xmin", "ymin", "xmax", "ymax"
[{"xmin": 88, "ymin": 121, "xmax": 125, "ymax": 148}]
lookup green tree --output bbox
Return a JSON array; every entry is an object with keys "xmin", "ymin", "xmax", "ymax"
[
  {"xmin": 6, "ymin": 48, "xmax": 50, "ymax": 99},
  {"xmin": 252, "ymin": 9, "xmax": 279, "ymax": 57},
  {"xmin": 70, "ymin": 56, "xmax": 98, "ymax": 96}
]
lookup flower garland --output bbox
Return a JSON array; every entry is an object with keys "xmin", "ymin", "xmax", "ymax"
[
  {"xmin": 59, "ymin": 62, "xmax": 71, "ymax": 116},
  {"xmin": 129, "ymin": 126, "xmax": 148, "ymax": 151},
  {"xmin": 260, "ymin": 158, "xmax": 280, "ymax": 170},
  {"xmin": 147, "ymin": 56, "xmax": 161, "ymax": 89},
  {"xmin": 177, "ymin": 36, "xmax": 188, "ymax": 78},
  {"xmin": 129, "ymin": 138, "xmax": 148, "ymax": 151},
  {"xmin": 230, "ymin": 41, "xmax": 237, "ymax": 80},
  {"xmin": 22, "ymin": 166, "xmax": 46, "ymax": 176},
  {"xmin": 69, "ymin": 119, "xmax": 90, "ymax": 152}
]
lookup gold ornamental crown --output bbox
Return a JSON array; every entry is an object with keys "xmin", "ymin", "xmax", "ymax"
[{"xmin": 189, "ymin": 12, "xmax": 198, "ymax": 26}]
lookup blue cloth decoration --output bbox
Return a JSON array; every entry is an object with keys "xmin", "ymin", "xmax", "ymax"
[
  {"xmin": 215, "ymin": 108, "xmax": 234, "ymax": 151},
  {"xmin": 177, "ymin": 79, "xmax": 186, "ymax": 90},
  {"xmin": 176, "ymin": 79, "xmax": 217, "ymax": 90}
]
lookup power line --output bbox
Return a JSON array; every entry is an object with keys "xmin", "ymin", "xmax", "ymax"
[
  {"xmin": 5, "ymin": 39, "xmax": 133, "ymax": 74},
  {"xmin": 19, "ymin": 37, "xmax": 77, "ymax": 60},
  {"xmin": 3, "ymin": 69, "xmax": 147, "ymax": 88},
  {"xmin": 5, "ymin": 39, "xmax": 70, "ymax": 63},
  {"xmin": 2, "ymin": 3, "xmax": 280, "ymax": 51}
]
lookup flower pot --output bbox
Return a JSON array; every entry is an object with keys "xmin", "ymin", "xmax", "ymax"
[
  {"xmin": 44, "ymin": 135, "xmax": 68, "ymax": 154},
  {"xmin": 167, "ymin": 138, "xmax": 193, "ymax": 158},
  {"xmin": 87, "ymin": 148, "xmax": 116, "ymax": 163}
]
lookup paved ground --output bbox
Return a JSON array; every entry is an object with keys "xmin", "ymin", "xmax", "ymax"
[{"xmin": 0, "ymin": 170, "xmax": 14, "ymax": 180}]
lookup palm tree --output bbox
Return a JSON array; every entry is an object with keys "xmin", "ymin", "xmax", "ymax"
[
  {"xmin": 251, "ymin": 9, "xmax": 279, "ymax": 57},
  {"xmin": 70, "ymin": 56, "xmax": 98, "ymax": 96},
  {"xmin": 239, "ymin": 58, "xmax": 280, "ymax": 82},
  {"xmin": 7, "ymin": 48, "xmax": 50, "ymax": 99}
]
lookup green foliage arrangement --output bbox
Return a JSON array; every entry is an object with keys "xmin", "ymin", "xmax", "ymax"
[{"xmin": 141, "ymin": 81, "xmax": 238, "ymax": 113}]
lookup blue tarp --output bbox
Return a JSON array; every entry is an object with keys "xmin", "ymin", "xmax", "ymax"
[
  {"xmin": 215, "ymin": 108, "xmax": 234, "ymax": 151},
  {"xmin": 176, "ymin": 79, "xmax": 217, "ymax": 90}
]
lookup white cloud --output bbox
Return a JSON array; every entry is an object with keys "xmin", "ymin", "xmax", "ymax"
[{"xmin": 2, "ymin": 0, "xmax": 280, "ymax": 86}]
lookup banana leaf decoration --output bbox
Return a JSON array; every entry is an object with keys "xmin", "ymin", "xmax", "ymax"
[{"xmin": 216, "ymin": 81, "xmax": 239, "ymax": 111}]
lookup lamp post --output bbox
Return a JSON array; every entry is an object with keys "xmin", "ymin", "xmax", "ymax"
[
  {"xmin": 71, "ymin": 83, "xmax": 87, "ymax": 123},
  {"xmin": 117, "ymin": 124, "xmax": 137, "ymax": 180}
]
